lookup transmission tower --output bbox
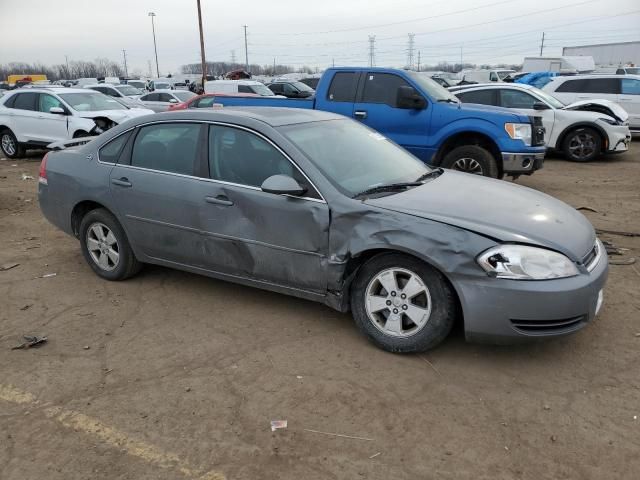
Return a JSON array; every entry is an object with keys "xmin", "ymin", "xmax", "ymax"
[
  {"xmin": 368, "ymin": 35, "xmax": 376, "ymax": 67},
  {"xmin": 407, "ymin": 33, "xmax": 415, "ymax": 70},
  {"xmin": 231, "ymin": 50, "xmax": 237, "ymax": 65}
]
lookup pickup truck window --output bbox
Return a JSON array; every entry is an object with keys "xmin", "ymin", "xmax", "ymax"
[
  {"xmin": 327, "ymin": 72, "xmax": 359, "ymax": 102},
  {"xmin": 362, "ymin": 73, "xmax": 410, "ymax": 107}
]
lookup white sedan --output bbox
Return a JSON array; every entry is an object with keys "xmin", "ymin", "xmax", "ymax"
[
  {"xmin": 138, "ymin": 90, "xmax": 196, "ymax": 112},
  {"xmin": 0, "ymin": 87, "xmax": 153, "ymax": 158},
  {"xmin": 450, "ymin": 83, "xmax": 631, "ymax": 162}
]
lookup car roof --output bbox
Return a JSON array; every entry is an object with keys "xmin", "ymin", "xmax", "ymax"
[
  {"xmin": 548, "ymin": 73, "xmax": 640, "ymax": 81},
  {"xmin": 149, "ymin": 107, "xmax": 344, "ymax": 127},
  {"xmin": 6, "ymin": 87, "xmax": 91, "ymax": 94},
  {"xmin": 452, "ymin": 83, "xmax": 535, "ymax": 91},
  {"xmin": 148, "ymin": 89, "xmax": 177, "ymax": 93}
]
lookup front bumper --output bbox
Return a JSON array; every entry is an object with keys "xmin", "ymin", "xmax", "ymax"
[
  {"xmin": 605, "ymin": 125, "xmax": 631, "ymax": 153},
  {"xmin": 456, "ymin": 246, "xmax": 609, "ymax": 344},
  {"xmin": 501, "ymin": 151, "xmax": 545, "ymax": 175}
]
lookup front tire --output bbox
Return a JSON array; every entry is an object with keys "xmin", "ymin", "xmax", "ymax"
[
  {"xmin": 562, "ymin": 127, "xmax": 601, "ymax": 162},
  {"xmin": 79, "ymin": 208, "xmax": 141, "ymax": 281},
  {"xmin": 0, "ymin": 129, "xmax": 25, "ymax": 159},
  {"xmin": 441, "ymin": 145, "xmax": 499, "ymax": 178},
  {"xmin": 350, "ymin": 253, "xmax": 456, "ymax": 353}
]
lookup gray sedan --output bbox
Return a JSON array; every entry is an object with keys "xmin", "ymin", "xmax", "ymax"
[{"xmin": 38, "ymin": 108, "xmax": 607, "ymax": 352}]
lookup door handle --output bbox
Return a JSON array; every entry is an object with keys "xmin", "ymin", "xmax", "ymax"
[
  {"xmin": 354, "ymin": 110, "xmax": 368, "ymax": 119},
  {"xmin": 111, "ymin": 177, "xmax": 132, "ymax": 187},
  {"xmin": 205, "ymin": 195, "xmax": 233, "ymax": 206}
]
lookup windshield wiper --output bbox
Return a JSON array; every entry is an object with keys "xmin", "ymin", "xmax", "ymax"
[
  {"xmin": 415, "ymin": 168, "xmax": 444, "ymax": 182},
  {"xmin": 353, "ymin": 181, "xmax": 423, "ymax": 199},
  {"xmin": 437, "ymin": 98, "xmax": 459, "ymax": 104}
]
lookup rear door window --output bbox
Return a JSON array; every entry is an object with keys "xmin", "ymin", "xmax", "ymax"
[
  {"xmin": 11, "ymin": 92, "xmax": 38, "ymax": 110},
  {"xmin": 327, "ymin": 72, "xmax": 359, "ymax": 102},
  {"xmin": 131, "ymin": 123, "xmax": 202, "ymax": 175},
  {"xmin": 361, "ymin": 73, "xmax": 410, "ymax": 107},
  {"xmin": 456, "ymin": 89, "xmax": 497, "ymax": 106}
]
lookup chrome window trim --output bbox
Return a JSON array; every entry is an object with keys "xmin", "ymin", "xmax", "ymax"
[{"xmin": 101, "ymin": 118, "xmax": 327, "ymax": 204}]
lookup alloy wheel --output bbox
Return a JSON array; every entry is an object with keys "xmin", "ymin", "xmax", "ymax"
[
  {"xmin": 452, "ymin": 157, "xmax": 484, "ymax": 175},
  {"xmin": 568, "ymin": 132, "xmax": 596, "ymax": 160},
  {"xmin": 1, "ymin": 134, "xmax": 16, "ymax": 156},
  {"xmin": 365, "ymin": 267, "xmax": 432, "ymax": 338},
  {"xmin": 86, "ymin": 222, "xmax": 120, "ymax": 271}
]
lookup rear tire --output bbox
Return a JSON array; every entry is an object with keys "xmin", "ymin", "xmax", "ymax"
[
  {"xmin": 562, "ymin": 127, "xmax": 601, "ymax": 162},
  {"xmin": 350, "ymin": 253, "xmax": 456, "ymax": 353},
  {"xmin": 79, "ymin": 208, "xmax": 141, "ymax": 281},
  {"xmin": 0, "ymin": 129, "xmax": 25, "ymax": 159},
  {"xmin": 441, "ymin": 145, "xmax": 499, "ymax": 178}
]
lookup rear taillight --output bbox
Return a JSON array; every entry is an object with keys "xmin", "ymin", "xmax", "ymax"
[{"xmin": 39, "ymin": 153, "xmax": 48, "ymax": 185}]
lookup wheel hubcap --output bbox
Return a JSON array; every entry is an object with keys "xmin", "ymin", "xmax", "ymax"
[
  {"xmin": 86, "ymin": 222, "xmax": 119, "ymax": 271},
  {"xmin": 365, "ymin": 267, "xmax": 432, "ymax": 338},
  {"xmin": 1, "ymin": 134, "xmax": 16, "ymax": 156},
  {"xmin": 568, "ymin": 133, "xmax": 595, "ymax": 159},
  {"xmin": 452, "ymin": 157, "xmax": 484, "ymax": 175}
]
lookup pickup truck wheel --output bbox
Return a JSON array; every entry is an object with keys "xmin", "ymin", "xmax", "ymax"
[
  {"xmin": 441, "ymin": 145, "xmax": 498, "ymax": 178},
  {"xmin": 350, "ymin": 253, "xmax": 456, "ymax": 353},
  {"xmin": 0, "ymin": 129, "xmax": 25, "ymax": 159},
  {"xmin": 79, "ymin": 208, "xmax": 141, "ymax": 281},
  {"xmin": 562, "ymin": 127, "xmax": 601, "ymax": 162}
]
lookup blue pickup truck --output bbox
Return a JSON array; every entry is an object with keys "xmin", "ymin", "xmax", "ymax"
[{"xmin": 210, "ymin": 67, "xmax": 546, "ymax": 178}]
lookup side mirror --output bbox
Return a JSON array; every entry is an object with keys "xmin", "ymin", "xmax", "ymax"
[
  {"xmin": 50, "ymin": 107, "xmax": 66, "ymax": 115},
  {"xmin": 169, "ymin": 98, "xmax": 178, "ymax": 103},
  {"xmin": 533, "ymin": 101, "xmax": 550, "ymax": 111},
  {"xmin": 397, "ymin": 86, "xmax": 427, "ymax": 109},
  {"xmin": 261, "ymin": 174, "xmax": 306, "ymax": 196}
]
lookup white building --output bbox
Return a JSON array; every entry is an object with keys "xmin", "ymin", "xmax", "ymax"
[{"xmin": 562, "ymin": 41, "xmax": 640, "ymax": 67}]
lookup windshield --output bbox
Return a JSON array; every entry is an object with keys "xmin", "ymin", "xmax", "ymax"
[
  {"xmin": 280, "ymin": 119, "xmax": 431, "ymax": 197},
  {"xmin": 497, "ymin": 70, "xmax": 516, "ymax": 80},
  {"xmin": 128, "ymin": 81, "xmax": 145, "ymax": 89},
  {"xmin": 173, "ymin": 91, "xmax": 196, "ymax": 102},
  {"xmin": 250, "ymin": 83, "xmax": 276, "ymax": 96},
  {"xmin": 59, "ymin": 92, "xmax": 127, "ymax": 111},
  {"xmin": 624, "ymin": 67, "xmax": 640, "ymax": 74},
  {"xmin": 116, "ymin": 85, "xmax": 142, "ymax": 96},
  {"xmin": 532, "ymin": 87, "xmax": 565, "ymax": 108},
  {"xmin": 406, "ymin": 71, "xmax": 458, "ymax": 102},
  {"xmin": 292, "ymin": 81, "xmax": 315, "ymax": 92},
  {"xmin": 154, "ymin": 82, "xmax": 170, "ymax": 89}
]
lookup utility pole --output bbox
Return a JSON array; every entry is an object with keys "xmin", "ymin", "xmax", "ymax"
[
  {"xmin": 147, "ymin": 60, "xmax": 152, "ymax": 78},
  {"xmin": 273, "ymin": 58, "xmax": 276, "ymax": 75},
  {"xmin": 407, "ymin": 33, "xmax": 415, "ymax": 70},
  {"xmin": 368, "ymin": 35, "xmax": 376, "ymax": 67},
  {"xmin": 539, "ymin": 32, "xmax": 545, "ymax": 56},
  {"xmin": 332, "ymin": 58, "xmax": 335, "ymax": 67},
  {"xmin": 417, "ymin": 51, "xmax": 421, "ymax": 72},
  {"xmin": 196, "ymin": 0, "xmax": 207, "ymax": 89},
  {"xmin": 148, "ymin": 12, "xmax": 160, "ymax": 77},
  {"xmin": 122, "ymin": 50, "xmax": 128, "ymax": 78},
  {"xmin": 460, "ymin": 45, "xmax": 463, "ymax": 70},
  {"xmin": 243, "ymin": 25, "xmax": 249, "ymax": 72},
  {"xmin": 65, "ymin": 55, "xmax": 70, "ymax": 75}
]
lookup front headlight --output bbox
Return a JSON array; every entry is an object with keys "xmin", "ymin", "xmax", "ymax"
[
  {"xmin": 477, "ymin": 245, "xmax": 579, "ymax": 280},
  {"xmin": 598, "ymin": 117, "xmax": 620, "ymax": 126},
  {"xmin": 504, "ymin": 123, "xmax": 532, "ymax": 145}
]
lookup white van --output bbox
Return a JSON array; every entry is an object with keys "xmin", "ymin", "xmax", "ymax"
[
  {"xmin": 458, "ymin": 69, "xmax": 515, "ymax": 84},
  {"xmin": 204, "ymin": 80, "xmax": 278, "ymax": 96}
]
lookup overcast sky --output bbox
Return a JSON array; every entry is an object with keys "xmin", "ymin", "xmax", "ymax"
[{"xmin": 1, "ymin": 0, "xmax": 639, "ymax": 75}]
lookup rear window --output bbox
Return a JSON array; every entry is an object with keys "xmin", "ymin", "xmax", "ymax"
[{"xmin": 327, "ymin": 72, "xmax": 359, "ymax": 102}]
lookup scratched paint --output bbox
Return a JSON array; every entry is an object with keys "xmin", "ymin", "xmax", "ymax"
[{"xmin": 0, "ymin": 384, "xmax": 225, "ymax": 480}]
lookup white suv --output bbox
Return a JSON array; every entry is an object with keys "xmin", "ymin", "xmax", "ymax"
[
  {"xmin": 543, "ymin": 75, "xmax": 640, "ymax": 133},
  {"xmin": 0, "ymin": 88, "xmax": 153, "ymax": 158}
]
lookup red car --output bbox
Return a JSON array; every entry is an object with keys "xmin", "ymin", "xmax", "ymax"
[{"xmin": 168, "ymin": 93, "xmax": 259, "ymax": 111}]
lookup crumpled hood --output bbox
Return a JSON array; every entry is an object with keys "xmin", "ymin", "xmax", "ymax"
[
  {"xmin": 76, "ymin": 108, "xmax": 153, "ymax": 123},
  {"xmin": 365, "ymin": 170, "xmax": 595, "ymax": 261},
  {"xmin": 562, "ymin": 99, "xmax": 629, "ymax": 123}
]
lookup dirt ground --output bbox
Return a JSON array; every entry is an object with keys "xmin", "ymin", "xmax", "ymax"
[{"xmin": 1, "ymin": 146, "xmax": 639, "ymax": 480}]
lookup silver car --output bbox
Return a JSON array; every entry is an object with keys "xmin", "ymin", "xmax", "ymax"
[
  {"xmin": 138, "ymin": 90, "xmax": 196, "ymax": 112},
  {"xmin": 38, "ymin": 108, "xmax": 608, "ymax": 353}
]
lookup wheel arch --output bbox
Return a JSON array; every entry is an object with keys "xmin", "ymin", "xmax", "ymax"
[
  {"xmin": 339, "ymin": 247, "xmax": 464, "ymax": 324},
  {"xmin": 432, "ymin": 131, "xmax": 502, "ymax": 176},
  {"xmin": 556, "ymin": 122, "xmax": 607, "ymax": 152},
  {"xmin": 71, "ymin": 200, "xmax": 111, "ymax": 238}
]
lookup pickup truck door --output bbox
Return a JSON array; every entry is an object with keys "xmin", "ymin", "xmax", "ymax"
[{"xmin": 352, "ymin": 72, "xmax": 432, "ymax": 161}]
